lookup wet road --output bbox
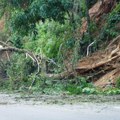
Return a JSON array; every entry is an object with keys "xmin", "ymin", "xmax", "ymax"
[{"xmin": 0, "ymin": 104, "xmax": 120, "ymax": 120}]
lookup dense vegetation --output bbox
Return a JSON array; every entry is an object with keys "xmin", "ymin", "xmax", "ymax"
[{"xmin": 0, "ymin": 0, "xmax": 120, "ymax": 95}]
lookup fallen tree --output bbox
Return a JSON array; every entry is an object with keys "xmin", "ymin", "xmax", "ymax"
[
  {"xmin": 0, "ymin": 0, "xmax": 119, "ymax": 89},
  {"xmin": 0, "ymin": 43, "xmax": 41, "ymax": 86},
  {"xmin": 0, "ymin": 36, "xmax": 120, "ymax": 88}
]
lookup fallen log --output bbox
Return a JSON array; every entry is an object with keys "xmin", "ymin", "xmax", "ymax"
[
  {"xmin": 76, "ymin": 54, "xmax": 120, "ymax": 73},
  {"xmin": 45, "ymin": 70, "xmax": 74, "ymax": 80},
  {"xmin": 94, "ymin": 68, "xmax": 120, "ymax": 88}
]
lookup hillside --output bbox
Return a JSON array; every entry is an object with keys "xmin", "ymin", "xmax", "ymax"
[{"xmin": 0, "ymin": 0, "xmax": 120, "ymax": 94}]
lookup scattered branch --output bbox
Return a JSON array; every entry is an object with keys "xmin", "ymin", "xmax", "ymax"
[{"xmin": 86, "ymin": 41, "xmax": 95, "ymax": 56}]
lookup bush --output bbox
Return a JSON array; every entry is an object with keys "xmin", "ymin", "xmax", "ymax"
[
  {"xmin": 105, "ymin": 88, "xmax": 120, "ymax": 95},
  {"xmin": 101, "ymin": 3, "xmax": 120, "ymax": 40},
  {"xmin": 65, "ymin": 77, "xmax": 95, "ymax": 94},
  {"xmin": 6, "ymin": 54, "xmax": 35, "ymax": 90},
  {"xmin": 24, "ymin": 20, "xmax": 73, "ymax": 59}
]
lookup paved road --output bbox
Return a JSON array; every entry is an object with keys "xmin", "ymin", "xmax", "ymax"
[{"xmin": 0, "ymin": 104, "xmax": 120, "ymax": 120}]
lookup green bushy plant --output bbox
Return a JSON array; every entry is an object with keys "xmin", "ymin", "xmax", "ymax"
[
  {"xmin": 104, "ymin": 88, "xmax": 120, "ymax": 95},
  {"xmin": 101, "ymin": 3, "xmax": 120, "ymax": 40},
  {"xmin": 6, "ymin": 54, "xmax": 35, "ymax": 90},
  {"xmin": 66, "ymin": 77, "xmax": 95, "ymax": 94},
  {"xmin": 82, "ymin": 87, "xmax": 97, "ymax": 94},
  {"xmin": 24, "ymin": 20, "xmax": 73, "ymax": 59}
]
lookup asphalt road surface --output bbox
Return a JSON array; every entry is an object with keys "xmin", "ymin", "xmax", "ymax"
[{"xmin": 0, "ymin": 104, "xmax": 120, "ymax": 120}]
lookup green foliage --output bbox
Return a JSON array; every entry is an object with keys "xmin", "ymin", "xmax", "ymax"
[
  {"xmin": 82, "ymin": 87, "xmax": 97, "ymax": 94},
  {"xmin": 42, "ymin": 83, "xmax": 64, "ymax": 95},
  {"xmin": 6, "ymin": 54, "xmax": 35, "ymax": 90},
  {"xmin": 10, "ymin": 32, "xmax": 23, "ymax": 48},
  {"xmin": 1, "ymin": 0, "xmax": 120, "ymax": 95},
  {"xmin": 1, "ymin": 0, "xmax": 87, "ymax": 35},
  {"xmin": 26, "ymin": 76, "xmax": 65, "ymax": 94},
  {"xmin": 9, "ymin": 0, "xmax": 72, "ymax": 33},
  {"xmin": 104, "ymin": 88, "xmax": 120, "ymax": 95},
  {"xmin": 8, "ymin": 0, "xmax": 33, "ymax": 8},
  {"xmin": 100, "ymin": 3, "xmax": 120, "ymax": 40},
  {"xmin": 66, "ymin": 77, "xmax": 95, "ymax": 94},
  {"xmin": 10, "ymin": 10, "xmax": 30, "ymax": 35},
  {"xmin": 1, "ymin": 0, "xmax": 92, "ymax": 50},
  {"xmin": 0, "ymin": 0, "xmax": 73, "ymax": 48},
  {"xmin": 24, "ymin": 20, "xmax": 72, "ymax": 58},
  {"xmin": 0, "ymin": 0, "xmax": 8, "ymax": 18},
  {"xmin": 106, "ymin": 13, "xmax": 120, "ymax": 37},
  {"xmin": 108, "ymin": 3, "xmax": 120, "ymax": 24}
]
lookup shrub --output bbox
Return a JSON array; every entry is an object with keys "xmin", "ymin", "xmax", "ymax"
[
  {"xmin": 24, "ymin": 20, "xmax": 73, "ymax": 59},
  {"xmin": 65, "ymin": 77, "xmax": 95, "ymax": 94},
  {"xmin": 6, "ymin": 54, "xmax": 35, "ymax": 90},
  {"xmin": 101, "ymin": 3, "xmax": 120, "ymax": 39}
]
